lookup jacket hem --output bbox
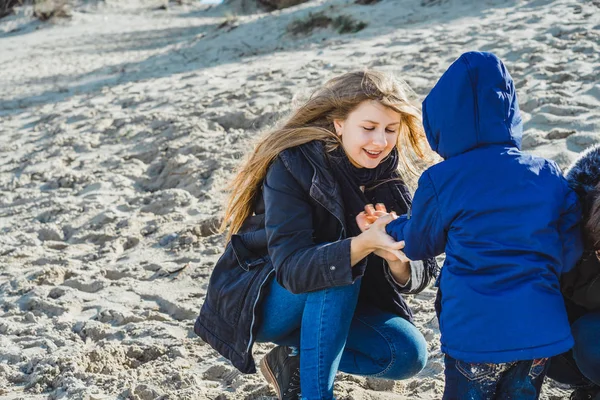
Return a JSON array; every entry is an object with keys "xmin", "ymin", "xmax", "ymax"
[{"xmin": 441, "ymin": 335, "xmax": 574, "ymax": 364}]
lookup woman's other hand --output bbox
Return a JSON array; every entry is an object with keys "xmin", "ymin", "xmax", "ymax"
[{"xmin": 356, "ymin": 204, "xmax": 407, "ymax": 263}]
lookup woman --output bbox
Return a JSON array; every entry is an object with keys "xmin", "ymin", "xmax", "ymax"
[
  {"xmin": 548, "ymin": 144, "xmax": 600, "ymax": 400},
  {"xmin": 194, "ymin": 70, "xmax": 438, "ymax": 400}
]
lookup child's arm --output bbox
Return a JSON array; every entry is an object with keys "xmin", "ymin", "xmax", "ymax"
[{"xmin": 385, "ymin": 170, "xmax": 447, "ymax": 260}]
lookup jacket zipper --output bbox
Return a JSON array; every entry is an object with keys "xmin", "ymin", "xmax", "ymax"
[{"xmin": 246, "ymin": 269, "xmax": 275, "ymax": 354}]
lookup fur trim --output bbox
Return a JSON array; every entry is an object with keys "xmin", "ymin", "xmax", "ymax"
[{"xmin": 565, "ymin": 144, "xmax": 600, "ymax": 198}]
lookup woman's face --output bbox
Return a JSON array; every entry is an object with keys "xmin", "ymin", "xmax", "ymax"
[{"xmin": 334, "ymin": 101, "xmax": 401, "ymax": 169}]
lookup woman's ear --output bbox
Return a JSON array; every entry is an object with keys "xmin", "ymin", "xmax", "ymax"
[{"xmin": 333, "ymin": 119, "xmax": 344, "ymax": 136}]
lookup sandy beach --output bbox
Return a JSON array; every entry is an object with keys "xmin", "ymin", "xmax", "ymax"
[{"xmin": 0, "ymin": 0, "xmax": 599, "ymax": 398}]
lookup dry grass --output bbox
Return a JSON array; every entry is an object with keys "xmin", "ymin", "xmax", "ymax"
[
  {"xmin": 287, "ymin": 11, "xmax": 367, "ymax": 36},
  {"xmin": 217, "ymin": 11, "xmax": 239, "ymax": 31},
  {"xmin": 331, "ymin": 14, "xmax": 367, "ymax": 34},
  {"xmin": 0, "ymin": 0, "xmax": 71, "ymax": 21},
  {"xmin": 33, "ymin": 0, "xmax": 71, "ymax": 21},
  {"xmin": 0, "ymin": 0, "xmax": 21, "ymax": 19},
  {"xmin": 259, "ymin": 0, "xmax": 308, "ymax": 11}
]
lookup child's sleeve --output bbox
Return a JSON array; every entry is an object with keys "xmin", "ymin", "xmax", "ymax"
[
  {"xmin": 385, "ymin": 170, "xmax": 447, "ymax": 260},
  {"xmin": 559, "ymin": 185, "xmax": 583, "ymax": 273}
]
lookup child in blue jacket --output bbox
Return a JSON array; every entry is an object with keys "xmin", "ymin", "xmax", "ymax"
[{"xmin": 375, "ymin": 52, "xmax": 583, "ymax": 399}]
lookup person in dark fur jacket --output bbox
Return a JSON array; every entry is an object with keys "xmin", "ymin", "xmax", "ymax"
[{"xmin": 548, "ymin": 144, "xmax": 600, "ymax": 400}]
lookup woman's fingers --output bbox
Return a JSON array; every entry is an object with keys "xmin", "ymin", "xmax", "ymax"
[
  {"xmin": 371, "ymin": 214, "xmax": 395, "ymax": 227},
  {"xmin": 387, "ymin": 240, "xmax": 406, "ymax": 250},
  {"xmin": 375, "ymin": 203, "xmax": 387, "ymax": 213}
]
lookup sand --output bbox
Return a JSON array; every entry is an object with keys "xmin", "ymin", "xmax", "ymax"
[{"xmin": 0, "ymin": 0, "xmax": 599, "ymax": 398}]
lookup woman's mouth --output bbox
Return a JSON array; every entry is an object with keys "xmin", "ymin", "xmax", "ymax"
[{"xmin": 363, "ymin": 149, "xmax": 382, "ymax": 159}]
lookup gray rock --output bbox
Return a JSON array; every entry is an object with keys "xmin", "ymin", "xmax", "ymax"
[{"xmin": 546, "ymin": 128, "xmax": 576, "ymax": 140}]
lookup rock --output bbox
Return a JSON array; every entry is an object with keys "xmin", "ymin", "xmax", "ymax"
[{"xmin": 546, "ymin": 128, "xmax": 576, "ymax": 140}]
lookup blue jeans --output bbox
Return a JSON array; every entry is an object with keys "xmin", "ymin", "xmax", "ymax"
[
  {"xmin": 547, "ymin": 311, "xmax": 600, "ymax": 387},
  {"xmin": 255, "ymin": 278, "xmax": 428, "ymax": 400},
  {"xmin": 443, "ymin": 355, "xmax": 549, "ymax": 400}
]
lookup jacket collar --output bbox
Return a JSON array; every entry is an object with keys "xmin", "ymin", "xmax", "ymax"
[{"xmin": 282, "ymin": 141, "xmax": 346, "ymax": 231}]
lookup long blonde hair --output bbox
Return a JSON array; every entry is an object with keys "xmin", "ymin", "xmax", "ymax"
[{"xmin": 221, "ymin": 70, "xmax": 432, "ymax": 239}]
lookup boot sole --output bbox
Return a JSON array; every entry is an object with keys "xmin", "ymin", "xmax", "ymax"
[{"xmin": 259, "ymin": 355, "xmax": 282, "ymax": 400}]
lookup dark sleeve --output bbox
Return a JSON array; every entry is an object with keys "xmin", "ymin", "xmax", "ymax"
[
  {"xmin": 562, "ymin": 253, "xmax": 600, "ymax": 311},
  {"xmin": 385, "ymin": 170, "xmax": 447, "ymax": 260},
  {"xmin": 559, "ymin": 184, "xmax": 584, "ymax": 274},
  {"xmin": 263, "ymin": 157, "xmax": 365, "ymax": 294}
]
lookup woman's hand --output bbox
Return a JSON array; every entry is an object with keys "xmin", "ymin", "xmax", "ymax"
[{"xmin": 356, "ymin": 204, "xmax": 408, "ymax": 263}]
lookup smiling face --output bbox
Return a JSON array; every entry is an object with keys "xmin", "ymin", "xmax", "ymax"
[{"xmin": 334, "ymin": 100, "xmax": 401, "ymax": 169}]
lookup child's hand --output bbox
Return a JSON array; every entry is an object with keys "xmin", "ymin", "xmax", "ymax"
[{"xmin": 356, "ymin": 203, "xmax": 396, "ymax": 232}]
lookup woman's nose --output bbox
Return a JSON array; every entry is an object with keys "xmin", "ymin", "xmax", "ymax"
[{"xmin": 372, "ymin": 130, "xmax": 387, "ymax": 146}]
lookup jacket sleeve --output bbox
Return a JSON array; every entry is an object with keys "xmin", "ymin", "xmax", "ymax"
[
  {"xmin": 561, "ymin": 254, "xmax": 600, "ymax": 311},
  {"xmin": 383, "ymin": 258, "xmax": 439, "ymax": 294},
  {"xmin": 263, "ymin": 157, "xmax": 364, "ymax": 294},
  {"xmin": 385, "ymin": 170, "xmax": 447, "ymax": 260},
  {"xmin": 559, "ymin": 185, "xmax": 583, "ymax": 274}
]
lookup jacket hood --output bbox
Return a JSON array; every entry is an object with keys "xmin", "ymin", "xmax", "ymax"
[
  {"xmin": 565, "ymin": 144, "xmax": 600, "ymax": 199},
  {"xmin": 422, "ymin": 51, "xmax": 523, "ymax": 159}
]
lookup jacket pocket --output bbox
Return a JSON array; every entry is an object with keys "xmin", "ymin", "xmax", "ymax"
[
  {"xmin": 231, "ymin": 233, "xmax": 267, "ymax": 271},
  {"xmin": 455, "ymin": 360, "xmax": 501, "ymax": 382},
  {"xmin": 205, "ymin": 228, "xmax": 271, "ymax": 327},
  {"xmin": 528, "ymin": 358, "xmax": 548, "ymax": 380}
]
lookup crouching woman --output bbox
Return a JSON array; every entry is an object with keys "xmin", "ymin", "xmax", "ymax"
[{"xmin": 194, "ymin": 70, "xmax": 438, "ymax": 400}]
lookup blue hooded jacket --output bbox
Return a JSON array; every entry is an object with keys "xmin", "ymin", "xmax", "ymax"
[{"xmin": 386, "ymin": 52, "xmax": 583, "ymax": 363}]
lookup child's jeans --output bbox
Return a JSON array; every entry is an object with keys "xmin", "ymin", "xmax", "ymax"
[{"xmin": 443, "ymin": 355, "xmax": 549, "ymax": 400}]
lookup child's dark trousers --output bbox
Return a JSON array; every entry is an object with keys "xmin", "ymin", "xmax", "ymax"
[{"xmin": 443, "ymin": 355, "xmax": 549, "ymax": 400}]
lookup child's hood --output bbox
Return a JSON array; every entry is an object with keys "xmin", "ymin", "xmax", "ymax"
[{"xmin": 422, "ymin": 51, "xmax": 523, "ymax": 159}]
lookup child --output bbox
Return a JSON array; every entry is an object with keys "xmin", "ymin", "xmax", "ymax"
[{"xmin": 366, "ymin": 52, "xmax": 583, "ymax": 399}]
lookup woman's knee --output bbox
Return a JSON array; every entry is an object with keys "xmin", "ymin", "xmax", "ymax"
[{"xmin": 378, "ymin": 322, "xmax": 428, "ymax": 380}]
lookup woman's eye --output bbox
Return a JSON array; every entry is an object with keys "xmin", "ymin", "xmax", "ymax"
[
  {"xmin": 362, "ymin": 127, "xmax": 375, "ymax": 131},
  {"xmin": 386, "ymin": 129, "xmax": 397, "ymax": 133}
]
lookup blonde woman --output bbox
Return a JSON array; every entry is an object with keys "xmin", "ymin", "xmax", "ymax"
[{"xmin": 194, "ymin": 71, "xmax": 438, "ymax": 400}]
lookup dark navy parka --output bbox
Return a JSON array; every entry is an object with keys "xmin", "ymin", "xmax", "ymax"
[
  {"xmin": 386, "ymin": 52, "xmax": 583, "ymax": 363},
  {"xmin": 195, "ymin": 140, "xmax": 438, "ymax": 373},
  {"xmin": 562, "ymin": 144, "xmax": 600, "ymax": 316}
]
